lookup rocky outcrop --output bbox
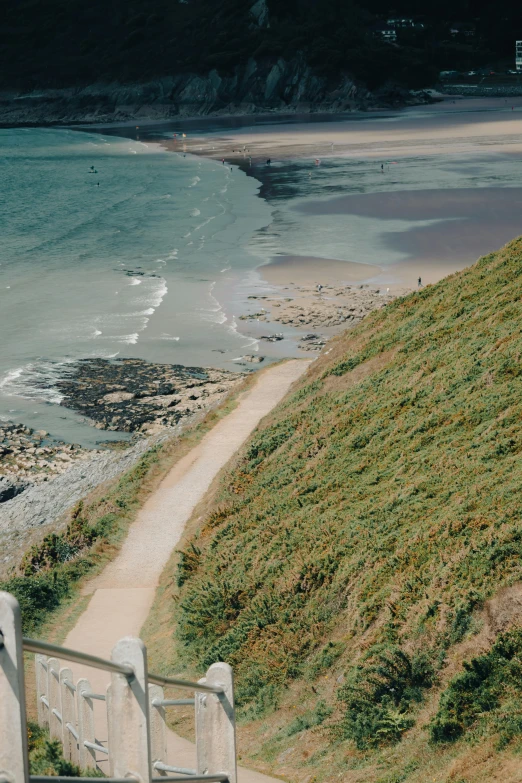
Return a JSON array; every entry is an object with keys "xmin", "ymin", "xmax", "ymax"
[
  {"xmin": 57, "ymin": 357, "xmax": 244, "ymax": 434},
  {"xmin": 0, "ymin": 476, "xmax": 29, "ymax": 504},
  {"xmin": 0, "ymin": 422, "xmax": 95, "ymax": 492},
  {"xmin": 0, "ymin": 58, "xmax": 433, "ymax": 125}
]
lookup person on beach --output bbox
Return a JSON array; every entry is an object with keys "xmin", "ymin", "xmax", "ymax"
[{"xmin": 418, "ymin": 277, "xmax": 422, "ymax": 287}]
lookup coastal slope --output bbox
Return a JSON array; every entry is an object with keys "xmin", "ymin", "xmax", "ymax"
[{"xmin": 150, "ymin": 237, "xmax": 522, "ymax": 782}]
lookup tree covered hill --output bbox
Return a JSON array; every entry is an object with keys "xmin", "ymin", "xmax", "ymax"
[
  {"xmin": 147, "ymin": 239, "xmax": 522, "ymax": 781},
  {"xmin": 3, "ymin": 0, "xmax": 522, "ymax": 92}
]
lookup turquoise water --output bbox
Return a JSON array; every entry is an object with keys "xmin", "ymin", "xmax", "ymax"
[{"xmin": 0, "ymin": 128, "xmax": 271, "ymax": 444}]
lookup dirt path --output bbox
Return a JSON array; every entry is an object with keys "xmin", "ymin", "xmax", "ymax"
[{"xmin": 61, "ymin": 360, "xmax": 310, "ymax": 781}]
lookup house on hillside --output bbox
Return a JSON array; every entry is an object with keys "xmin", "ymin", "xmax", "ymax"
[
  {"xmin": 372, "ymin": 23, "xmax": 397, "ymax": 41},
  {"xmin": 516, "ymin": 40, "xmax": 522, "ymax": 71},
  {"xmin": 387, "ymin": 17, "xmax": 415, "ymax": 28},
  {"xmin": 450, "ymin": 22, "xmax": 476, "ymax": 37}
]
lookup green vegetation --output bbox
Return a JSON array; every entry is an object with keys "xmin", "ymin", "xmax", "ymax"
[
  {"xmin": 2, "ymin": 0, "xmax": 522, "ymax": 91},
  {"xmin": 28, "ymin": 721, "xmax": 103, "ymax": 777},
  {"xmin": 431, "ymin": 629, "xmax": 522, "ymax": 748},
  {"xmin": 1, "ymin": 447, "xmax": 162, "ymax": 634},
  {"xmin": 158, "ymin": 238, "xmax": 522, "ymax": 779},
  {"xmin": 1, "ymin": 382, "xmax": 249, "ymax": 636},
  {"xmin": 339, "ymin": 647, "xmax": 435, "ymax": 748}
]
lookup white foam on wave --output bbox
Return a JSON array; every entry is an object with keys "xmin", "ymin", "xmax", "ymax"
[
  {"xmin": 140, "ymin": 278, "xmax": 168, "ymax": 310},
  {"xmin": 189, "ymin": 176, "xmax": 201, "ymax": 188},
  {"xmin": 190, "ymin": 208, "xmax": 201, "ymax": 217},
  {"xmin": 221, "ymin": 266, "xmax": 231, "ymax": 273},
  {"xmin": 0, "ymin": 367, "xmax": 23, "ymax": 390},
  {"xmin": 129, "ymin": 278, "xmax": 142, "ymax": 286},
  {"xmin": 160, "ymin": 334, "xmax": 180, "ymax": 341},
  {"xmin": 0, "ymin": 359, "xmax": 79, "ymax": 404},
  {"xmin": 118, "ymin": 333, "xmax": 139, "ymax": 344}
]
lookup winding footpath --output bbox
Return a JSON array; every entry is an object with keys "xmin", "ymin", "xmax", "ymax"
[{"xmin": 61, "ymin": 359, "xmax": 310, "ymax": 782}]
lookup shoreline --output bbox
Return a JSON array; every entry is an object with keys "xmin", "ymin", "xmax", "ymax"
[{"xmin": 5, "ymin": 95, "xmax": 522, "ymax": 555}]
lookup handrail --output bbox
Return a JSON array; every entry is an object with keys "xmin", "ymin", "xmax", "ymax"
[
  {"xmin": 23, "ymin": 636, "xmax": 224, "ymax": 693},
  {"xmin": 153, "ymin": 698, "xmax": 196, "ymax": 706},
  {"xmin": 28, "ymin": 777, "xmax": 229, "ymax": 783},
  {"xmin": 29, "ymin": 778, "xmax": 138, "ymax": 783},
  {"xmin": 83, "ymin": 740, "xmax": 109, "ymax": 755},
  {"xmin": 81, "ymin": 691, "xmax": 106, "ymax": 701},
  {"xmin": 23, "ymin": 637, "xmax": 134, "ymax": 678},
  {"xmin": 153, "ymin": 761, "xmax": 197, "ymax": 775},
  {"xmin": 152, "ymin": 777, "xmax": 229, "ymax": 782},
  {"xmin": 148, "ymin": 671, "xmax": 224, "ymax": 694},
  {"xmin": 0, "ymin": 591, "xmax": 236, "ymax": 783}
]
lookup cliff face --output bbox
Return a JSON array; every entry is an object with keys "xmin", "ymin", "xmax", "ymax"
[{"xmin": 0, "ymin": 57, "xmax": 428, "ymax": 125}]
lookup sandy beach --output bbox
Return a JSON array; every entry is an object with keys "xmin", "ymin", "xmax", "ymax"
[{"xmin": 126, "ymin": 97, "xmax": 521, "ymax": 298}]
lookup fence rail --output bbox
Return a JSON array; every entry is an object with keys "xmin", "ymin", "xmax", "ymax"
[{"xmin": 0, "ymin": 591, "xmax": 237, "ymax": 783}]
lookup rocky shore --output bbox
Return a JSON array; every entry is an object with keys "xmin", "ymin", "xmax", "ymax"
[
  {"xmin": 57, "ymin": 357, "xmax": 245, "ymax": 434},
  {"xmin": 0, "ymin": 358, "xmax": 244, "ymax": 520},
  {"xmin": 241, "ymin": 282, "xmax": 405, "ymax": 350},
  {"xmin": 0, "ymin": 422, "xmax": 98, "ymax": 502}
]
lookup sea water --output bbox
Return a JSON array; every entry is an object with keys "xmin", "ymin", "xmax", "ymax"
[{"xmin": 0, "ymin": 128, "xmax": 272, "ymax": 444}]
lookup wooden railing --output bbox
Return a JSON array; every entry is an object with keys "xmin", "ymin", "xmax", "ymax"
[{"xmin": 0, "ymin": 591, "xmax": 237, "ymax": 783}]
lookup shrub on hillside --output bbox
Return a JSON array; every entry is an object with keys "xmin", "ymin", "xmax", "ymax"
[
  {"xmin": 430, "ymin": 629, "xmax": 522, "ymax": 746},
  {"xmin": 338, "ymin": 646, "xmax": 435, "ymax": 748},
  {"xmin": 21, "ymin": 502, "xmax": 97, "ymax": 575}
]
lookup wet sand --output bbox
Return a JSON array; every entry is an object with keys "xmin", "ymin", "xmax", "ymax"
[
  {"xmin": 93, "ymin": 97, "xmax": 522, "ymax": 329},
  {"xmin": 260, "ymin": 255, "xmax": 379, "ymax": 285}
]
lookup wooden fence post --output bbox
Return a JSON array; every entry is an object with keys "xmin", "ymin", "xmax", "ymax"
[
  {"xmin": 196, "ymin": 662, "xmax": 237, "ymax": 783},
  {"xmin": 60, "ymin": 667, "xmax": 78, "ymax": 764},
  {"xmin": 76, "ymin": 678, "xmax": 96, "ymax": 770},
  {"xmin": 0, "ymin": 591, "xmax": 29, "ymax": 783},
  {"xmin": 149, "ymin": 684, "xmax": 167, "ymax": 774},
  {"xmin": 35, "ymin": 654, "xmax": 49, "ymax": 729},
  {"xmin": 106, "ymin": 683, "xmax": 114, "ymax": 777},
  {"xmin": 47, "ymin": 656, "xmax": 62, "ymax": 743},
  {"xmin": 109, "ymin": 636, "xmax": 152, "ymax": 783}
]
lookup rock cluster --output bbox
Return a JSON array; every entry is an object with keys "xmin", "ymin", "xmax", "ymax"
[
  {"xmin": 0, "ymin": 422, "xmax": 94, "ymax": 497},
  {"xmin": 272, "ymin": 286, "xmax": 395, "ymax": 329},
  {"xmin": 57, "ymin": 357, "xmax": 245, "ymax": 434},
  {"xmin": 298, "ymin": 334, "xmax": 327, "ymax": 352}
]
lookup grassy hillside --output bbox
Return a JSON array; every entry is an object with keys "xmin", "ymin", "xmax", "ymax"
[{"xmin": 147, "ymin": 239, "xmax": 522, "ymax": 782}]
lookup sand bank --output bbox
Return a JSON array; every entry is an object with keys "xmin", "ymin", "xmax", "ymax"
[{"xmin": 260, "ymin": 255, "xmax": 380, "ymax": 285}]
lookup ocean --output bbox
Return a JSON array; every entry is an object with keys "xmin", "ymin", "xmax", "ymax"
[
  {"xmin": 0, "ymin": 128, "xmax": 272, "ymax": 445},
  {"xmin": 4, "ymin": 111, "xmax": 522, "ymax": 446}
]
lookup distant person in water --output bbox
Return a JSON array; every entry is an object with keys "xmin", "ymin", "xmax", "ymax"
[
  {"xmin": 266, "ymin": 158, "xmax": 271, "ymax": 165},
  {"xmin": 381, "ymin": 163, "xmax": 384, "ymax": 171}
]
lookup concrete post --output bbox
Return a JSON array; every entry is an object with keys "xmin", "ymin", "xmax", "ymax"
[
  {"xmin": 149, "ymin": 684, "xmax": 167, "ymax": 773},
  {"xmin": 195, "ymin": 663, "xmax": 237, "ymax": 783},
  {"xmin": 60, "ymin": 667, "xmax": 78, "ymax": 764},
  {"xmin": 47, "ymin": 656, "xmax": 62, "ymax": 742},
  {"xmin": 0, "ymin": 591, "xmax": 29, "ymax": 783},
  {"xmin": 35, "ymin": 654, "xmax": 49, "ymax": 729},
  {"xmin": 109, "ymin": 636, "xmax": 152, "ymax": 783},
  {"xmin": 106, "ymin": 683, "xmax": 114, "ymax": 777},
  {"xmin": 77, "ymin": 678, "xmax": 96, "ymax": 770}
]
